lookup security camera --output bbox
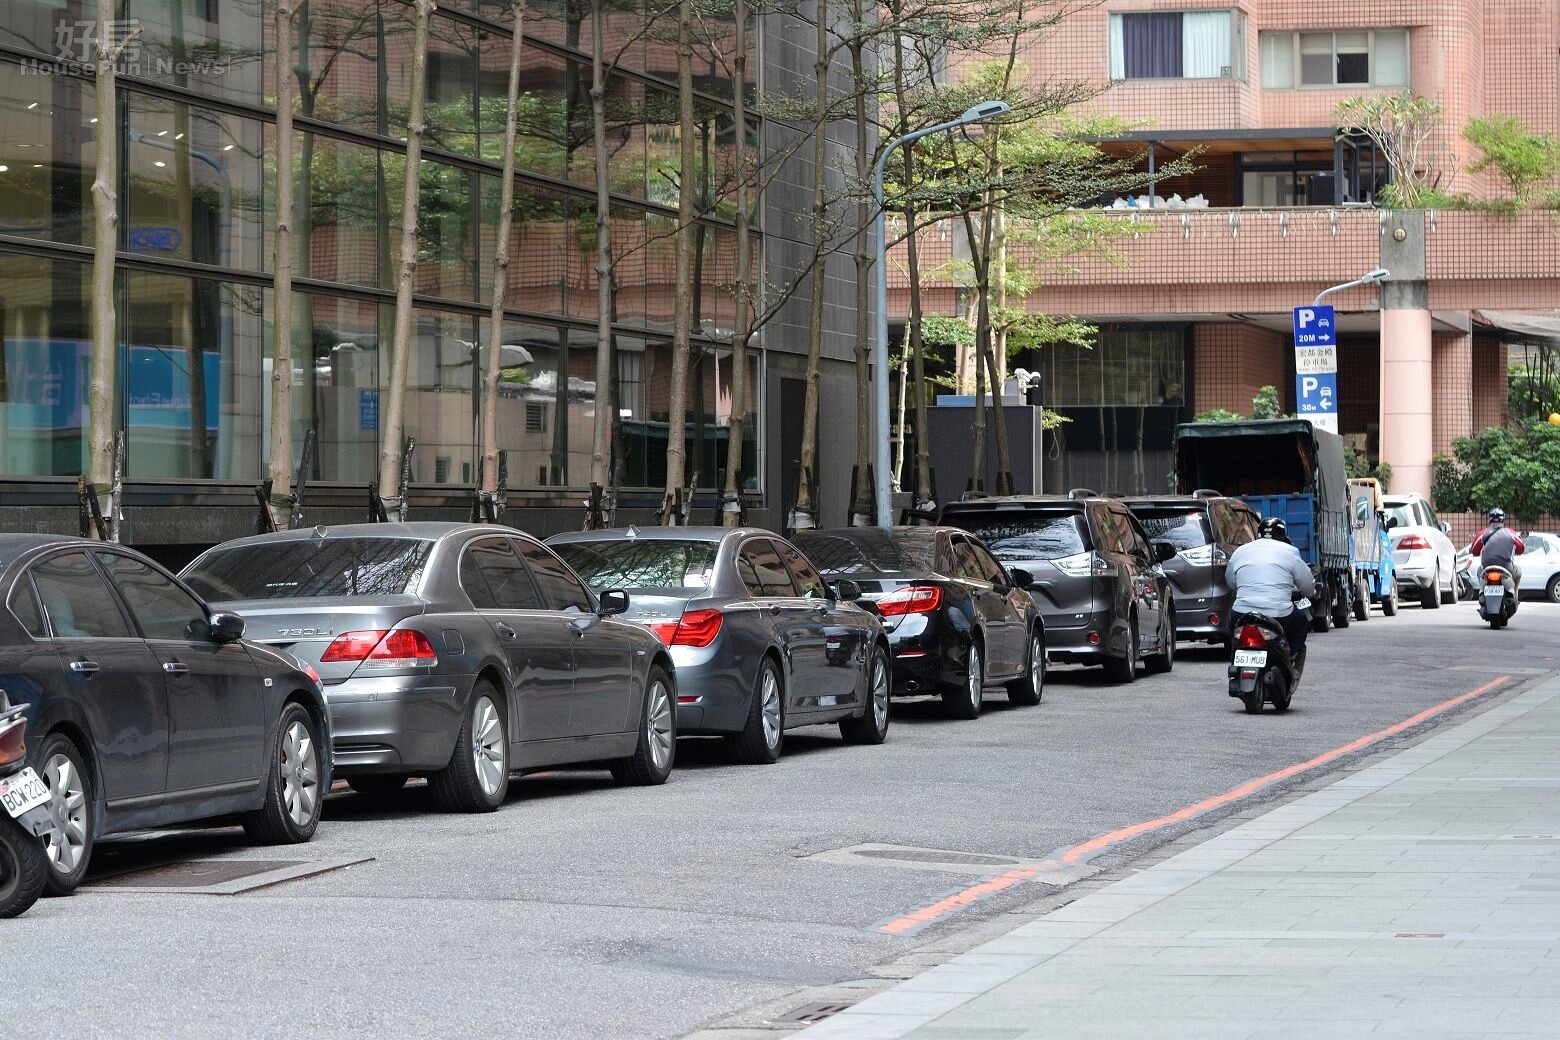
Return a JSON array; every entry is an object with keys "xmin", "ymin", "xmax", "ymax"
[{"xmin": 1012, "ymin": 368, "xmax": 1041, "ymax": 390}]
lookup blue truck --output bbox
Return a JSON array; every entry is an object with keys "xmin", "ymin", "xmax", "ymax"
[{"xmin": 1173, "ymin": 418, "xmax": 1358, "ymax": 632}]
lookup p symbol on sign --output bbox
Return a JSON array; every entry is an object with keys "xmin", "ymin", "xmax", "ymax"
[
  {"xmin": 1302, "ymin": 376, "xmax": 1318, "ymax": 394},
  {"xmin": 1296, "ymin": 308, "xmax": 1315, "ymax": 329}
]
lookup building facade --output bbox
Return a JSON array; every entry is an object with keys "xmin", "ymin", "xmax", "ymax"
[
  {"xmin": 896, "ymin": 0, "xmax": 1555, "ymax": 498},
  {"xmin": 0, "ymin": 0, "xmax": 867, "ymax": 559}
]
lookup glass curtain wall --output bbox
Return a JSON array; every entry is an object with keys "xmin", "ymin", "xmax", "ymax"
[{"xmin": 0, "ymin": 0, "xmax": 757, "ymax": 492}]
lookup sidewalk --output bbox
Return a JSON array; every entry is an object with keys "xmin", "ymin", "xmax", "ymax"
[{"xmin": 800, "ymin": 678, "xmax": 1560, "ymax": 1040}]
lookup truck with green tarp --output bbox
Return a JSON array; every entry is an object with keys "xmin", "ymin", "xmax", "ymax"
[{"xmin": 1173, "ymin": 418, "xmax": 1355, "ymax": 632}]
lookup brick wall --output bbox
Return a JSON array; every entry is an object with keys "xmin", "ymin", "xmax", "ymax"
[{"xmin": 1191, "ymin": 323, "xmax": 1286, "ymax": 415}]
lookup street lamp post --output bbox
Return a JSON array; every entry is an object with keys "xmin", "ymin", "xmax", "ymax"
[{"xmin": 872, "ymin": 100, "xmax": 1010, "ymax": 529}]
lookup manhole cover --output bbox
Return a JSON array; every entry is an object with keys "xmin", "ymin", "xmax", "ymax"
[
  {"xmin": 775, "ymin": 1002, "xmax": 854, "ymax": 1024},
  {"xmin": 94, "ymin": 860, "xmax": 303, "ymax": 888},
  {"xmin": 853, "ymin": 848, "xmax": 1019, "ymax": 867}
]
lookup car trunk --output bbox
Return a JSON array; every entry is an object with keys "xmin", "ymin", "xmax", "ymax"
[{"xmin": 211, "ymin": 595, "xmax": 426, "ymax": 684}]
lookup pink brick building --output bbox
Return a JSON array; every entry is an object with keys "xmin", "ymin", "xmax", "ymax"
[{"xmin": 894, "ymin": 0, "xmax": 1560, "ymax": 498}]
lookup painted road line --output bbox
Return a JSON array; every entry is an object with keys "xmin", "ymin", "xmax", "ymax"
[{"xmin": 874, "ymin": 675, "xmax": 1511, "ymax": 936}]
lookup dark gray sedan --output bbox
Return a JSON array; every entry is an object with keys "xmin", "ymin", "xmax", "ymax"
[
  {"xmin": 180, "ymin": 523, "xmax": 677, "ymax": 812},
  {"xmin": 548, "ymin": 527, "xmax": 890, "ymax": 764}
]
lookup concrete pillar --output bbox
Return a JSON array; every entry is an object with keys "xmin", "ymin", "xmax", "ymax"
[{"xmin": 1379, "ymin": 213, "xmax": 1433, "ymax": 497}]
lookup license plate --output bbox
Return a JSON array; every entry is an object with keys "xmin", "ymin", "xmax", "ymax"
[
  {"xmin": 1232, "ymin": 650, "xmax": 1268, "ymax": 668},
  {"xmin": 1484, "ymin": 584, "xmax": 1503, "ymax": 594},
  {"xmin": 0, "ymin": 767, "xmax": 48, "ymax": 819}
]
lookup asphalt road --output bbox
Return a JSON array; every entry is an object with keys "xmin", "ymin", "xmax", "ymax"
[{"xmin": 9, "ymin": 598, "xmax": 1559, "ymax": 1039}]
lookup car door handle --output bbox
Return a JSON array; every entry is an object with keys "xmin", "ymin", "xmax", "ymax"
[
  {"xmin": 68, "ymin": 659, "xmax": 100, "ymax": 675},
  {"xmin": 162, "ymin": 661, "xmax": 189, "ymax": 676},
  {"xmin": 495, "ymin": 622, "xmax": 516, "ymax": 639},
  {"xmin": 769, "ymin": 605, "xmax": 782, "ymax": 616}
]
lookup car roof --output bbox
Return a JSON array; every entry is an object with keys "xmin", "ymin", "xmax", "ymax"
[
  {"xmin": 548, "ymin": 526, "xmax": 771, "ymax": 544},
  {"xmin": 194, "ymin": 521, "xmax": 503, "ymax": 554},
  {"xmin": 943, "ymin": 496, "xmax": 1091, "ymax": 514},
  {"xmin": 0, "ymin": 534, "xmax": 98, "ymax": 570}
]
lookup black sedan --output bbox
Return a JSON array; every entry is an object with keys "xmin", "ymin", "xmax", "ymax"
[
  {"xmin": 0, "ymin": 535, "xmax": 329, "ymax": 895},
  {"xmin": 792, "ymin": 527, "xmax": 1044, "ymax": 719}
]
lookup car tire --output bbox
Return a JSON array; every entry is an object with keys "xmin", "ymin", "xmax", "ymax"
[
  {"xmin": 1420, "ymin": 568, "xmax": 1440, "ymax": 609},
  {"xmin": 1103, "ymin": 619, "xmax": 1138, "ymax": 684},
  {"xmin": 1547, "ymin": 575, "xmax": 1560, "ymax": 604},
  {"xmin": 1145, "ymin": 609, "xmax": 1174, "ymax": 675},
  {"xmin": 242, "ymin": 702, "xmax": 325, "ymax": 844},
  {"xmin": 1353, "ymin": 577, "xmax": 1370, "ymax": 621},
  {"xmin": 611, "ymin": 664, "xmax": 676, "ymax": 785},
  {"xmin": 943, "ymin": 639, "xmax": 985, "ymax": 719},
  {"xmin": 1006, "ymin": 628, "xmax": 1045, "ymax": 706},
  {"xmin": 1382, "ymin": 582, "xmax": 1399, "ymax": 616},
  {"xmin": 32, "ymin": 731, "xmax": 93, "ymax": 897},
  {"xmin": 1440, "ymin": 568, "xmax": 1458, "ymax": 605},
  {"xmin": 841, "ymin": 645, "xmax": 891, "ymax": 744},
  {"xmin": 430, "ymin": 681, "xmax": 509, "ymax": 813},
  {"xmin": 0, "ymin": 812, "xmax": 49, "ymax": 918},
  {"xmin": 727, "ymin": 657, "xmax": 784, "ymax": 764},
  {"xmin": 347, "ymin": 775, "xmax": 408, "ymax": 798},
  {"xmin": 1332, "ymin": 578, "xmax": 1352, "ymax": 628}
]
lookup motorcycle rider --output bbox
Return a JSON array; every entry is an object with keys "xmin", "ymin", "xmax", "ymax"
[
  {"xmin": 1227, "ymin": 517, "xmax": 1318, "ymax": 660},
  {"xmin": 1470, "ymin": 507, "xmax": 1525, "ymax": 597}
]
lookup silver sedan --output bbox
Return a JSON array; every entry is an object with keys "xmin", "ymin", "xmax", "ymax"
[
  {"xmin": 548, "ymin": 527, "xmax": 891, "ymax": 764},
  {"xmin": 181, "ymin": 523, "xmax": 677, "ymax": 812}
]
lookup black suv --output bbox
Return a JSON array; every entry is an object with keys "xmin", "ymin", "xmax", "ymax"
[
  {"xmin": 940, "ymin": 493, "xmax": 1176, "ymax": 683},
  {"xmin": 1123, "ymin": 492, "xmax": 1259, "ymax": 646}
]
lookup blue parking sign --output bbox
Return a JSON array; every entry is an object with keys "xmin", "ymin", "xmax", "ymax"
[
  {"xmin": 1292, "ymin": 305, "xmax": 1336, "ymax": 347},
  {"xmin": 1293, "ymin": 305, "xmax": 1338, "ymax": 433}
]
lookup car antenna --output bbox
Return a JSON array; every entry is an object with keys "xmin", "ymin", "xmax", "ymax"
[
  {"xmin": 313, "ymin": 525, "xmax": 328, "ymax": 539},
  {"xmin": 626, "ymin": 524, "xmax": 639, "ymax": 539}
]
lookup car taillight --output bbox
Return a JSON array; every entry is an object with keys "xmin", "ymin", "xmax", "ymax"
[
  {"xmin": 320, "ymin": 629, "xmax": 437, "ymax": 667},
  {"xmin": 647, "ymin": 609, "xmax": 724, "ymax": 648},
  {"xmin": 0, "ymin": 718, "xmax": 25, "ymax": 769},
  {"xmin": 1397, "ymin": 535, "xmax": 1432, "ymax": 551},
  {"xmin": 876, "ymin": 585, "xmax": 943, "ymax": 617},
  {"xmin": 1236, "ymin": 624, "xmax": 1267, "ymax": 649}
]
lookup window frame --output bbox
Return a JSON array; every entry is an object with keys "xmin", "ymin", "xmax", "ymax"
[
  {"xmin": 28, "ymin": 549, "xmax": 138, "ymax": 641},
  {"xmin": 460, "ymin": 536, "xmax": 547, "ymax": 612},
  {"xmin": 1260, "ymin": 28, "xmax": 1409, "ymax": 90},
  {"xmin": 97, "ymin": 550, "xmax": 214, "ymax": 643},
  {"xmin": 6, "ymin": 572, "xmax": 48, "ymax": 640},
  {"xmin": 1108, "ymin": 9, "xmax": 1242, "ymax": 82},
  {"xmin": 514, "ymin": 537, "xmax": 596, "ymax": 613},
  {"xmin": 736, "ymin": 538, "xmax": 800, "ymax": 599}
]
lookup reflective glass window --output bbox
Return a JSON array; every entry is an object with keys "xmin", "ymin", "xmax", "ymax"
[
  {"xmin": 31, "ymin": 552, "xmax": 132, "ymax": 639},
  {"xmin": 100, "ymin": 552, "xmax": 209, "ymax": 641}
]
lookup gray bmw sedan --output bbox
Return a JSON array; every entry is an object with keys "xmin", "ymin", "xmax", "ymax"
[
  {"xmin": 548, "ymin": 527, "xmax": 890, "ymax": 764},
  {"xmin": 181, "ymin": 523, "xmax": 676, "ymax": 812}
]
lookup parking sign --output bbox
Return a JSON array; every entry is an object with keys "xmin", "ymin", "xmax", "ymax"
[{"xmin": 1292, "ymin": 306, "xmax": 1338, "ymax": 434}]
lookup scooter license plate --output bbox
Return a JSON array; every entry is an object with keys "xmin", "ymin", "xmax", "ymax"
[
  {"xmin": 1484, "ymin": 583, "xmax": 1504, "ymax": 594},
  {"xmin": 1232, "ymin": 650, "xmax": 1268, "ymax": 668},
  {"xmin": 0, "ymin": 767, "xmax": 48, "ymax": 819}
]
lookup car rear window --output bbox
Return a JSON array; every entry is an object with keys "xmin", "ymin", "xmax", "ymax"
[
  {"xmin": 790, "ymin": 531, "xmax": 937, "ymax": 576},
  {"xmin": 946, "ymin": 513, "xmax": 1088, "ymax": 562},
  {"xmin": 552, "ymin": 539, "xmax": 719, "ymax": 591},
  {"xmin": 182, "ymin": 538, "xmax": 433, "ymax": 600},
  {"xmin": 1135, "ymin": 510, "xmax": 1213, "ymax": 551}
]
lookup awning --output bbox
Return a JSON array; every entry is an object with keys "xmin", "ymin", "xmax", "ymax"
[{"xmin": 1473, "ymin": 310, "xmax": 1560, "ymax": 339}]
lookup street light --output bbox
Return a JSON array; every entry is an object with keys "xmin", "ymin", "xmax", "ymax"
[
  {"xmin": 872, "ymin": 100, "xmax": 1011, "ymax": 528},
  {"xmin": 1314, "ymin": 267, "xmax": 1388, "ymax": 307}
]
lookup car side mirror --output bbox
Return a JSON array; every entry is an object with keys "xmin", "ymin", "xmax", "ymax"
[
  {"xmin": 209, "ymin": 612, "xmax": 246, "ymax": 644},
  {"xmin": 597, "ymin": 589, "xmax": 630, "ymax": 616},
  {"xmin": 1154, "ymin": 542, "xmax": 1176, "ymax": 564},
  {"xmin": 832, "ymin": 580, "xmax": 862, "ymax": 602},
  {"xmin": 1008, "ymin": 568, "xmax": 1034, "ymax": 590},
  {"xmin": 1439, "ymin": 521, "xmax": 1451, "ymax": 534}
]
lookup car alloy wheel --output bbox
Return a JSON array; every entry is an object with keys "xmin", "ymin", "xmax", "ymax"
[
  {"xmin": 966, "ymin": 643, "xmax": 983, "ymax": 713},
  {"xmin": 646, "ymin": 676, "xmax": 674, "ymax": 773},
  {"xmin": 280, "ymin": 718, "xmax": 321, "ymax": 830},
  {"xmin": 760, "ymin": 667, "xmax": 782, "ymax": 751},
  {"xmin": 871, "ymin": 653, "xmax": 890, "ymax": 731},
  {"xmin": 471, "ymin": 695, "xmax": 507, "ymax": 799},
  {"xmin": 41, "ymin": 751, "xmax": 88, "ymax": 877}
]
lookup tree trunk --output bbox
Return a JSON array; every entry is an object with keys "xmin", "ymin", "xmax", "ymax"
[
  {"xmin": 269, "ymin": 0, "xmax": 299, "ymax": 529},
  {"xmin": 963, "ymin": 209, "xmax": 995, "ymax": 494},
  {"xmin": 892, "ymin": 24, "xmax": 933, "ymax": 509},
  {"xmin": 722, "ymin": 0, "xmax": 750, "ymax": 527},
  {"xmin": 378, "ymin": 0, "xmax": 434, "ymax": 520},
  {"xmin": 661, "ymin": 0, "xmax": 696, "ymax": 524},
  {"xmin": 587, "ymin": 0, "xmax": 613, "ymax": 517},
  {"xmin": 88, "ymin": 3, "xmax": 125, "ymax": 510},
  {"xmin": 793, "ymin": 0, "xmax": 828, "ymax": 526},
  {"xmin": 848, "ymin": 2, "xmax": 872, "ymax": 524},
  {"xmin": 482, "ymin": 1, "xmax": 526, "ymax": 507}
]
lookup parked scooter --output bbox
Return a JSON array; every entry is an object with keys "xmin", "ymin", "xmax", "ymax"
[
  {"xmin": 1477, "ymin": 565, "xmax": 1518, "ymax": 629},
  {"xmin": 1227, "ymin": 599, "xmax": 1308, "ymax": 715},
  {"xmin": 0, "ymin": 690, "xmax": 52, "ymax": 918}
]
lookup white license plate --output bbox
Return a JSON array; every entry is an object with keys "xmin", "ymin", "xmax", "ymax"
[
  {"xmin": 1484, "ymin": 584, "xmax": 1504, "ymax": 594},
  {"xmin": 1232, "ymin": 650, "xmax": 1268, "ymax": 668},
  {"xmin": 0, "ymin": 767, "xmax": 48, "ymax": 818}
]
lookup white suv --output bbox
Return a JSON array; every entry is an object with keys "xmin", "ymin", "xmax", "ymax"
[{"xmin": 1384, "ymin": 493, "xmax": 1458, "ymax": 609}]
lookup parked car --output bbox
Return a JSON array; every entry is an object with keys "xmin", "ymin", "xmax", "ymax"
[
  {"xmin": 1123, "ymin": 493, "xmax": 1259, "ymax": 645},
  {"xmin": 0, "ymin": 535, "xmax": 329, "ymax": 896},
  {"xmin": 180, "ymin": 523, "xmax": 675, "ymax": 812},
  {"xmin": 1459, "ymin": 531, "xmax": 1560, "ymax": 601},
  {"xmin": 939, "ymin": 494, "xmax": 1176, "ymax": 683},
  {"xmin": 792, "ymin": 526, "xmax": 1044, "ymax": 718},
  {"xmin": 547, "ymin": 527, "xmax": 890, "ymax": 763},
  {"xmin": 1383, "ymin": 493, "xmax": 1459, "ymax": 608}
]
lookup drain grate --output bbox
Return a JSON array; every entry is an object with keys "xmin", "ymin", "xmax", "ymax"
[
  {"xmin": 853, "ymin": 848, "xmax": 1019, "ymax": 867},
  {"xmin": 775, "ymin": 1002, "xmax": 854, "ymax": 1024},
  {"xmin": 94, "ymin": 860, "xmax": 303, "ymax": 888}
]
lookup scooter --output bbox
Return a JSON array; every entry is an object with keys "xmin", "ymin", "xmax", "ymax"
[
  {"xmin": 1477, "ymin": 565, "xmax": 1518, "ymax": 629},
  {"xmin": 0, "ymin": 690, "xmax": 52, "ymax": 918},
  {"xmin": 1227, "ymin": 599, "xmax": 1308, "ymax": 715}
]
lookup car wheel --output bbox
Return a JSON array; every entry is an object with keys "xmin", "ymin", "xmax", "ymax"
[
  {"xmin": 1420, "ymin": 568, "xmax": 1440, "ymax": 609},
  {"xmin": 1382, "ymin": 582, "xmax": 1399, "ymax": 616},
  {"xmin": 347, "ymin": 775, "xmax": 408, "ymax": 798},
  {"xmin": 1545, "ymin": 575, "xmax": 1560, "ymax": 604},
  {"xmin": 0, "ymin": 812, "xmax": 48, "ymax": 918},
  {"xmin": 943, "ymin": 639, "xmax": 985, "ymax": 719},
  {"xmin": 1005, "ymin": 628, "xmax": 1045, "ymax": 706},
  {"xmin": 611, "ymin": 664, "xmax": 676, "ymax": 785},
  {"xmin": 430, "ymin": 681, "xmax": 509, "ymax": 812},
  {"xmin": 1332, "ymin": 578, "xmax": 1351, "ymax": 628},
  {"xmin": 1103, "ymin": 618, "xmax": 1138, "ymax": 684},
  {"xmin": 727, "ymin": 657, "xmax": 784, "ymax": 764},
  {"xmin": 242, "ymin": 702, "xmax": 324, "ymax": 844},
  {"xmin": 1145, "ymin": 608, "xmax": 1174, "ymax": 675},
  {"xmin": 1440, "ymin": 566, "xmax": 1458, "ymax": 605},
  {"xmin": 1353, "ymin": 577, "xmax": 1369, "ymax": 621},
  {"xmin": 841, "ymin": 645, "xmax": 891, "ymax": 744},
  {"xmin": 32, "ymin": 731, "xmax": 92, "ymax": 897}
]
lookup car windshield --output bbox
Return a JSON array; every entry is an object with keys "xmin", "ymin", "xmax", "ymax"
[
  {"xmin": 182, "ymin": 538, "xmax": 432, "ymax": 600},
  {"xmin": 1135, "ymin": 510, "xmax": 1212, "ymax": 551},
  {"xmin": 552, "ymin": 539, "xmax": 719, "ymax": 591},
  {"xmin": 790, "ymin": 531, "xmax": 937, "ymax": 576},
  {"xmin": 947, "ymin": 513, "xmax": 1088, "ymax": 562}
]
